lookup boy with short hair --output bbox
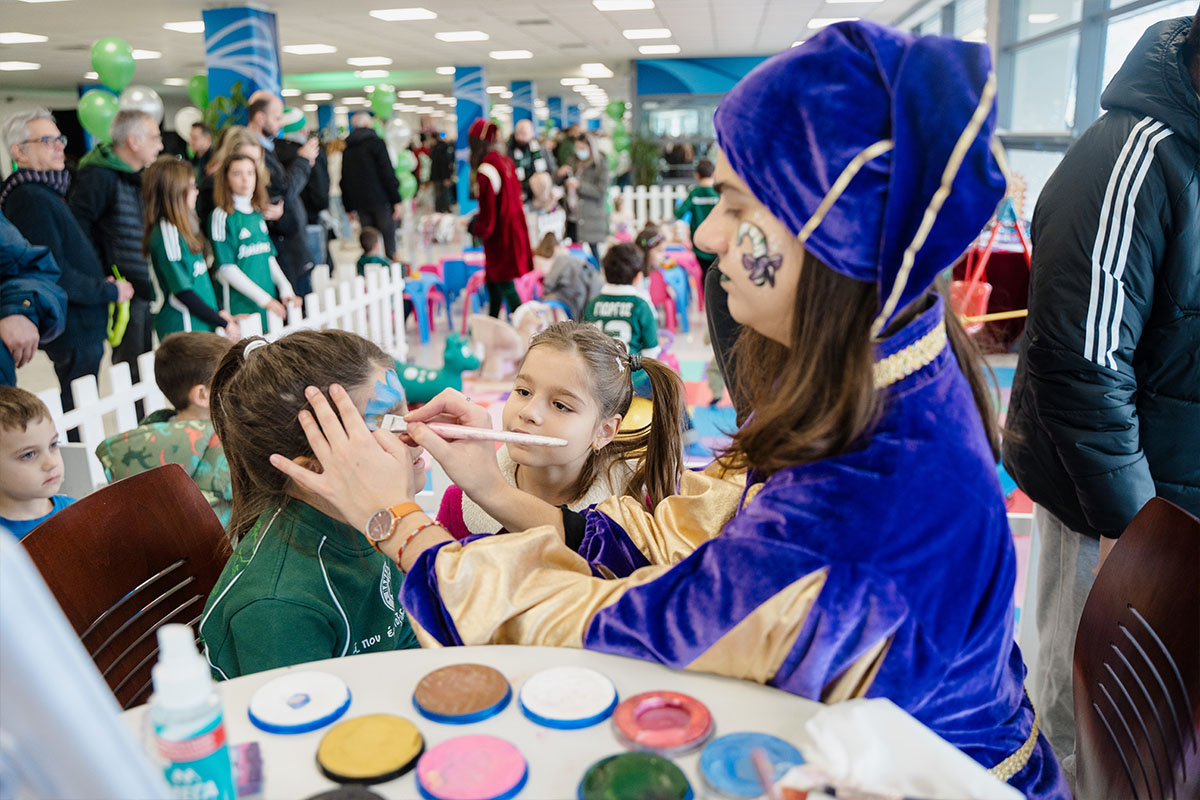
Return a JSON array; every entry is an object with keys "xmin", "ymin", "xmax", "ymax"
[
  {"xmin": 585, "ymin": 242, "xmax": 658, "ymax": 355},
  {"xmin": 95, "ymin": 332, "xmax": 234, "ymax": 525},
  {"xmin": 673, "ymin": 159, "xmax": 719, "ymax": 271},
  {"xmin": 356, "ymin": 227, "xmax": 391, "ymax": 275},
  {"xmin": 0, "ymin": 386, "xmax": 74, "ymax": 539}
]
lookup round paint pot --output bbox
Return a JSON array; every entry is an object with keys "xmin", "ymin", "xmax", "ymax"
[
  {"xmin": 413, "ymin": 663, "xmax": 511, "ymax": 724},
  {"xmin": 577, "ymin": 752, "xmax": 693, "ymax": 800},
  {"xmin": 612, "ymin": 691, "xmax": 713, "ymax": 755},
  {"xmin": 699, "ymin": 732, "xmax": 804, "ymax": 798},
  {"xmin": 416, "ymin": 735, "xmax": 528, "ymax": 800},
  {"xmin": 316, "ymin": 713, "xmax": 424, "ymax": 784},
  {"xmin": 518, "ymin": 666, "xmax": 618, "ymax": 730},
  {"xmin": 304, "ymin": 786, "xmax": 387, "ymax": 800},
  {"xmin": 248, "ymin": 671, "xmax": 351, "ymax": 734}
]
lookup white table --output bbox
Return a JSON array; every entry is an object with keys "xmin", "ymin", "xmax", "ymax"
[{"xmin": 125, "ymin": 645, "xmax": 819, "ymax": 799}]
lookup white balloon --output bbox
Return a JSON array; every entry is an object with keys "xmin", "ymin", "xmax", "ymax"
[
  {"xmin": 173, "ymin": 106, "xmax": 202, "ymax": 135},
  {"xmin": 119, "ymin": 85, "xmax": 164, "ymax": 124},
  {"xmin": 385, "ymin": 117, "xmax": 412, "ymax": 151}
]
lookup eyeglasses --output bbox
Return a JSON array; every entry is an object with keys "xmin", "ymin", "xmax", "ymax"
[{"xmin": 22, "ymin": 135, "xmax": 67, "ymax": 147}]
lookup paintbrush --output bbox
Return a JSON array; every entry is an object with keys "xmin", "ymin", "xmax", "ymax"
[
  {"xmin": 758, "ymin": 754, "xmax": 933, "ymax": 800},
  {"xmin": 379, "ymin": 414, "xmax": 568, "ymax": 447}
]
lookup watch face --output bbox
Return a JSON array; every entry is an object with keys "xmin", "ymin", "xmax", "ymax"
[{"xmin": 367, "ymin": 509, "xmax": 393, "ymax": 543}]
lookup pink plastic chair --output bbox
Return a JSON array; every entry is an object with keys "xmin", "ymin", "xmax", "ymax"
[
  {"xmin": 647, "ymin": 269, "xmax": 677, "ymax": 334},
  {"xmin": 461, "ymin": 270, "xmax": 488, "ymax": 333},
  {"xmin": 419, "ymin": 263, "xmax": 443, "ymax": 281},
  {"xmin": 514, "ymin": 270, "xmax": 544, "ymax": 304}
]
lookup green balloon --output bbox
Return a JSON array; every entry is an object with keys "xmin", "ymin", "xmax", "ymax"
[
  {"xmin": 188, "ymin": 74, "xmax": 208, "ymax": 109},
  {"xmin": 91, "ymin": 37, "xmax": 135, "ymax": 92},
  {"xmin": 605, "ymin": 101, "xmax": 627, "ymax": 121},
  {"xmin": 607, "ymin": 150, "xmax": 619, "ymax": 172},
  {"xmin": 395, "ymin": 149, "xmax": 417, "ymax": 173},
  {"xmin": 371, "ymin": 85, "xmax": 395, "ymax": 120},
  {"xmin": 398, "ymin": 171, "xmax": 418, "ymax": 200},
  {"xmin": 613, "ymin": 130, "xmax": 631, "ymax": 152},
  {"xmin": 79, "ymin": 89, "xmax": 119, "ymax": 141}
]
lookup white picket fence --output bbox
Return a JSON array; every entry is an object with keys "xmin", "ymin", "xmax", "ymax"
[
  {"xmin": 38, "ymin": 264, "xmax": 448, "ymax": 511},
  {"xmin": 608, "ymin": 184, "xmax": 691, "ymax": 228}
]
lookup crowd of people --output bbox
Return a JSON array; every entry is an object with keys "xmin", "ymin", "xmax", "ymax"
[{"xmin": 2, "ymin": 12, "xmax": 1197, "ymax": 800}]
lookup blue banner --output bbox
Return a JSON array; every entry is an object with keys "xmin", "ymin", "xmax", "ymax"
[
  {"xmin": 454, "ymin": 65, "xmax": 488, "ymax": 214},
  {"xmin": 202, "ymin": 7, "xmax": 282, "ymax": 123},
  {"xmin": 546, "ymin": 96, "xmax": 563, "ymax": 131},
  {"xmin": 511, "ymin": 81, "xmax": 535, "ymax": 125},
  {"xmin": 316, "ymin": 104, "xmax": 334, "ymax": 135},
  {"xmin": 566, "ymin": 104, "xmax": 582, "ymax": 127},
  {"xmin": 635, "ymin": 57, "xmax": 767, "ymax": 95}
]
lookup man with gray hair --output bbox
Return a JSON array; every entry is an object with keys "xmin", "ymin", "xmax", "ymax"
[
  {"xmin": 0, "ymin": 108, "xmax": 133, "ymax": 408},
  {"xmin": 340, "ymin": 110, "xmax": 402, "ymax": 261},
  {"xmin": 507, "ymin": 118, "xmax": 556, "ymax": 201},
  {"xmin": 70, "ymin": 109, "xmax": 162, "ymax": 382}
]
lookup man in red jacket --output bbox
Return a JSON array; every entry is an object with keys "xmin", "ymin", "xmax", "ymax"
[{"xmin": 467, "ymin": 119, "xmax": 531, "ymax": 317}]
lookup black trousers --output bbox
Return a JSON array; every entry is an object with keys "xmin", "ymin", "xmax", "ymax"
[
  {"xmin": 42, "ymin": 332, "xmax": 104, "ymax": 416},
  {"xmin": 110, "ymin": 296, "xmax": 152, "ymax": 385},
  {"xmin": 487, "ymin": 281, "xmax": 521, "ymax": 318},
  {"xmin": 358, "ymin": 205, "xmax": 398, "ymax": 262},
  {"xmin": 703, "ymin": 261, "xmax": 747, "ymax": 426}
]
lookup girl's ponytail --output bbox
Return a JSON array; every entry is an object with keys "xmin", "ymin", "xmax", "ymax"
[{"xmin": 623, "ymin": 355, "xmax": 684, "ymax": 510}]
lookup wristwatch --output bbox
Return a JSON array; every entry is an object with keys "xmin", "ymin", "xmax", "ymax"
[{"xmin": 366, "ymin": 502, "xmax": 422, "ymax": 545}]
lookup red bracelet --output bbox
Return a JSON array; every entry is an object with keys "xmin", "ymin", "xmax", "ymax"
[{"xmin": 396, "ymin": 520, "xmax": 446, "ymax": 565}]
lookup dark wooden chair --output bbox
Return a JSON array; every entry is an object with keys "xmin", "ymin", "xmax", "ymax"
[
  {"xmin": 1073, "ymin": 497, "xmax": 1200, "ymax": 800},
  {"xmin": 21, "ymin": 465, "xmax": 230, "ymax": 709}
]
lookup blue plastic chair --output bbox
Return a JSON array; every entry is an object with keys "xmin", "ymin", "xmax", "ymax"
[
  {"xmin": 403, "ymin": 273, "xmax": 450, "ymax": 344},
  {"xmin": 661, "ymin": 265, "xmax": 691, "ymax": 333},
  {"xmin": 441, "ymin": 260, "xmax": 483, "ymax": 305},
  {"xmin": 541, "ymin": 298, "xmax": 572, "ymax": 319}
]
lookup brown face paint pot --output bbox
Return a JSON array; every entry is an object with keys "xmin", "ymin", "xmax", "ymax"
[
  {"xmin": 412, "ymin": 663, "xmax": 512, "ymax": 724},
  {"xmin": 612, "ymin": 691, "xmax": 714, "ymax": 756},
  {"xmin": 316, "ymin": 713, "xmax": 424, "ymax": 785}
]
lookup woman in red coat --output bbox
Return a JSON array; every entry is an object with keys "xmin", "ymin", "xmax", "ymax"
[{"xmin": 468, "ymin": 119, "xmax": 531, "ymax": 317}]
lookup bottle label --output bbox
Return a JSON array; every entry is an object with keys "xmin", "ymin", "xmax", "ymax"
[{"xmin": 155, "ymin": 715, "xmax": 236, "ymax": 800}]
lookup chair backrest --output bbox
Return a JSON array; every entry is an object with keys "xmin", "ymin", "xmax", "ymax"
[
  {"xmin": 1073, "ymin": 497, "xmax": 1200, "ymax": 800},
  {"xmin": 21, "ymin": 465, "xmax": 231, "ymax": 709}
]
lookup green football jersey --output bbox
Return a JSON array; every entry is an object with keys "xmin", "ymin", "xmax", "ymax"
[
  {"xmin": 584, "ymin": 284, "xmax": 659, "ymax": 354},
  {"xmin": 210, "ymin": 206, "xmax": 278, "ymax": 325},
  {"xmin": 148, "ymin": 220, "xmax": 219, "ymax": 338},
  {"xmin": 674, "ymin": 185, "xmax": 720, "ymax": 260}
]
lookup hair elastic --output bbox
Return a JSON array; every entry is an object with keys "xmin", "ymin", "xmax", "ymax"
[
  {"xmin": 243, "ymin": 339, "xmax": 268, "ymax": 358},
  {"xmin": 628, "ymin": 354, "xmax": 642, "ymax": 373}
]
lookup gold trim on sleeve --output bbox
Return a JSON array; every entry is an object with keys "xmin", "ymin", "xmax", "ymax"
[
  {"xmin": 989, "ymin": 694, "xmax": 1040, "ymax": 783},
  {"xmin": 872, "ymin": 320, "xmax": 947, "ymax": 390}
]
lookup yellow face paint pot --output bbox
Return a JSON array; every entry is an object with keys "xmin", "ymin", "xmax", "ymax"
[{"xmin": 316, "ymin": 713, "xmax": 424, "ymax": 784}]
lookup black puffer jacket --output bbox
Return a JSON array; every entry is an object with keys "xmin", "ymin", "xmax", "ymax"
[
  {"xmin": 340, "ymin": 127, "xmax": 401, "ymax": 213},
  {"xmin": 1003, "ymin": 16, "xmax": 1200, "ymax": 538},
  {"xmin": 69, "ymin": 146, "xmax": 149, "ymax": 299}
]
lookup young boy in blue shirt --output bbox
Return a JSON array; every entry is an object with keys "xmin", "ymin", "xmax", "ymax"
[{"xmin": 0, "ymin": 386, "xmax": 74, "ymax": 539}]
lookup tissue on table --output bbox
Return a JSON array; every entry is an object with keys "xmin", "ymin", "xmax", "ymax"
[{"xmin": 779, "ymin": 698, "xmax": 1023, "ymax": 800}]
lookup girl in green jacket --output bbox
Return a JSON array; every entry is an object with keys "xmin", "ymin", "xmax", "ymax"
[{"xmin": 199, "ymin": 329, "xmax": 425, "ymax": 679}]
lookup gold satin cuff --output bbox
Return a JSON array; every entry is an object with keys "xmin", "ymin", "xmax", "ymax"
[{"xmin": 591, "ymin": 462, "xmax": 747, "ymax": 566}]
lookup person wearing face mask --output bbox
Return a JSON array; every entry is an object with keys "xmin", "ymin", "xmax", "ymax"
[
  {"xmin": 565, "ymin": 132, "xmax": 609, "ymax": 264},
  {"xmin": 268, "ymin": 21, "xmax": 1069, "ymax": 799}
]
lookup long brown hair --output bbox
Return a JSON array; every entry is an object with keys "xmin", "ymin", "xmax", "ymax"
[
  {"xmin": 207, "ymin": 125, "xmax": 260, "ymax": 176},
  {"xmin": 521, "ymin": 322, "xmax": 685, "ymax": 509},
  {"xmin": 209, "ymin": 330, "xmax": 393, "ymax": 542},
  {"xmin": 721, "ymin": 252, "xmax": 999, "ymax": 476},
  {"xmin": 142, "ymin": 156, "xmax": 203, "ymax": 255},
  {"xmin": 213, "ymin": 153, "xmax": 270, "ymax": 214}
]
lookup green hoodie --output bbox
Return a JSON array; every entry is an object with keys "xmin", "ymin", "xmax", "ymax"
[{"xmin": 78, "ymin": 141, "xmax": 135, "ymax": 173}]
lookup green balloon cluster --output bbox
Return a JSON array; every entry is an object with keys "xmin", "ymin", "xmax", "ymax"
[
  {"xmin": 395, "ymin": 149, "xmax": 417, "ymax": 174},
  {"xmin": 90, "ymin": 37, "xmax": 135, "ymax": 92},
  {"xmin": 398, "ymin": 171, "xmax": 418, "ymax": 201},
  {"xmin": 188, "ymin": 74, "xmax": 209, "ymax": 109},
  {"xmin": 605, "ymin": 101, "xmax": 627, "ymax": 122},
  {"xmin": 371, "ymin": 85, "xmax": 395, "ymax": 120},
  {"xmin": 79, "ymin": 90, "xmax": 119, "ymax": 141}
]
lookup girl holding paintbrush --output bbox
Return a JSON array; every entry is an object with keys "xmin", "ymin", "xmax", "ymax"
[{"xmin": 273, "ymin": 21, "xmax": 1067, "ymax": 799}]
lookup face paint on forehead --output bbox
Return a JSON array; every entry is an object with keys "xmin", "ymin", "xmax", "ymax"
[
  {"xmin": 363, "ymin": 368, "xmax": 406, "ymax": 431},
  {"xmin": 736, "ymin": 219, "xmax": 784, "ymax": 288}
]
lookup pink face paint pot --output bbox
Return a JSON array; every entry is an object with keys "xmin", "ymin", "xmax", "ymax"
[
  {"xmin": 415, "ymin": 735, "xmax": 528, "ymax": 800},
  {"xmin": 612, "ymin": 691, "xmax": 714, "ymax": 755}
]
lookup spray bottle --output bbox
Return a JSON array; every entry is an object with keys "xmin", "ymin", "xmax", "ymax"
[{"xmin": 149, "ymin": 624, "xmax": 236, "ymax": 800}]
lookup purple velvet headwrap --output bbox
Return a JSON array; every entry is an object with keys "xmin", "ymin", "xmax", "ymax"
[{"xmin": 713, "ymin": 20, "xmax": 1005, "ymax": 332}]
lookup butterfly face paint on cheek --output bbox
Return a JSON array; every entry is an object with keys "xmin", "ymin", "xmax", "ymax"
[
  {"xmin": 363, "ymin": 369, "xmax": 407, "ymax": 431},
  {"xmin": 736, "ymin": 221, "xmax": 783, "ymax": 288}
]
